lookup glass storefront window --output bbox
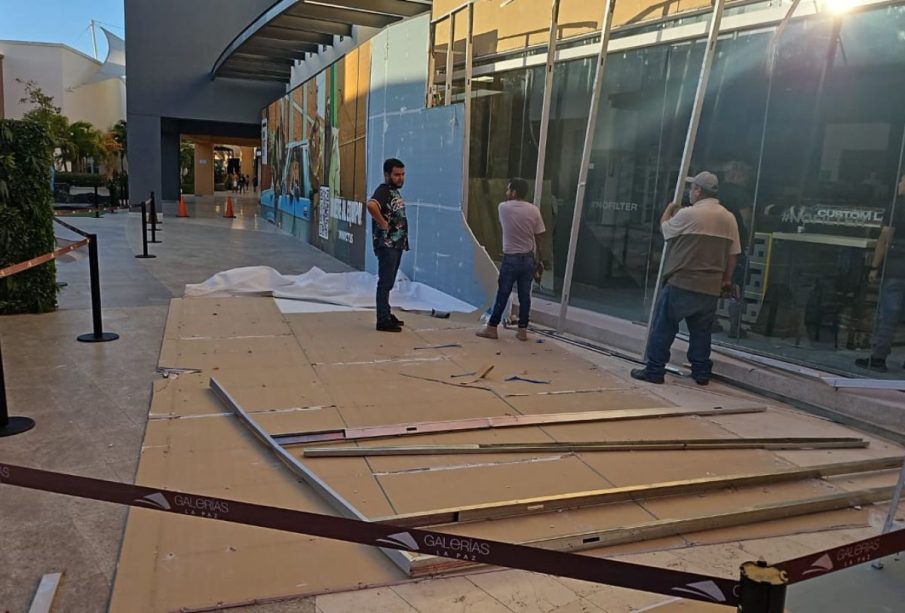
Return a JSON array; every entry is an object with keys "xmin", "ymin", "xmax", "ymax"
[
  {"xmin": 466, "ymin": 2, "xmax": 905, "ymax": 378},
  {"xmin": 568, "ymin": 42, "xmax": 706, "ymax": 322},
  {"xmin": 701, "ymin": 6, "xmax": 905, "ymax": 379},
  {"xmin": 468, "ymin": 59, "xmax": 595, "ymax": 301}
]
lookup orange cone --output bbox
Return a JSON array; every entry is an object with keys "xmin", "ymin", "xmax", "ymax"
[
  {"xmin": 224, "ymin": 196, "xmax": 236, "ymax": 219},
  {"xmin": 177, "ymin": 195, "xmax": 189, "ymax": 218}
]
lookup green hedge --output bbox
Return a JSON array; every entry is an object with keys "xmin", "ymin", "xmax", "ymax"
[
  {"xmin": 0, "ymin": 120, "xmax": 58, "ymax": 314},
  {"xmin": 55, "ymin": 171, "xmax": 104, "ymax": 187}
]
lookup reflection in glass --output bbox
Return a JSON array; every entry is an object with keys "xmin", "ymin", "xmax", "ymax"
[{"xmin": 466, "ymin": 3, "xmax": 905, "ymax": 378}]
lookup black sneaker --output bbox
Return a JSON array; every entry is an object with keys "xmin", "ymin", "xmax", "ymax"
[
  {"xmin": 390, "ymin": 314, "xmax": 405, "ymax": 327},
  {"xmin": 855, "ymin": 357, "xmax": 887, "ymax": 373},
  {"xmin": 376, "ymin": 320, "xmax": 402, "ymax": 333},
  {"xmin": 693, "ymin": 377, "xmax": 710, "ymax": 386},
  {"xmin": 630, "ymin": 368, "xmax": 664, "ymax": 384}
]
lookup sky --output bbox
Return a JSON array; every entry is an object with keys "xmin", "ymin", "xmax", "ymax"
[{"xmin": 0, "ymin": 0, "xmax": 124, "ymax": 60}]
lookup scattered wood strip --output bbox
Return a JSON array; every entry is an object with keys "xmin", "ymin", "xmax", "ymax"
[
  {"xmin": 373, "ymin": 456, "xmax": 902, "ymax": 528},
  {"xmin": 274, "ymin": 405, "xmax": 768, "ymax": 445},
  {"xmin": 407, "ymin": 485, "xmax": 897, "ymax": 577},
  {"xmin": 28, "ymin": 572, "xmax": 63, "ymax": 613},
  {"xmin": 304, "ymin": 437, "xmax": 868, "ymax": 457}
]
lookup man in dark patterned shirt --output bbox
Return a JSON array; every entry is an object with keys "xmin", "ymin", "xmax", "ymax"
[{"xmin": 366, "ymin": 158, "xmax": 409, "ymax": 332}]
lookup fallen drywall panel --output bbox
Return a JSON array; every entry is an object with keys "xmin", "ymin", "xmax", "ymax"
[
  {"xmin": 111, "ymin": 413, "xmax": 401, "ymax": 612},
  {"xmin": 286, "ymin": 311, "xmax": 452, "ymax": 365},
  {"xmin": 505, "ymin": 388, "xmax": 666, "ymax": 414},
  {"xmin": 158, "ymin": 335, "xmax": 311, "ymax": 372},
  {"xmin": 164, "ymin": 297, "xmax": 293, "ymax": 341},
  {"xmin": 375, "ymin": 454, "xmax": 615, "ymax": 515},
  {"xmin": 117, "ymin": 298, "xmax": 900, "ymax": 610},
  {"xmin": 273, "ymin": 298, "xmax": 367, "ymax": 314},
  {"xmin": 313, "ymin": 362, "xmax": 515, "ymax": 422},
  {"xmin": 579, "ymin": 447, "xmax": 787, "ymax": 488}
]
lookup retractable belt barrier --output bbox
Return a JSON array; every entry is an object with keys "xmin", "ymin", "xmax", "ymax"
[
  {"xmin": 0, "ymin": 462, "xmax": 742, "ymax": 607},
  {"xmin": 777, "ymin": 527, "xmax": 905, "ymax": 584}
]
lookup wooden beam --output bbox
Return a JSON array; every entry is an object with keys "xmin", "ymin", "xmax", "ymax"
[
  {"xmin": 303, "ymin": 437, "xmax": 869, "ymax": 457},
  {"xmin": 407, "ymin": 485, "xmax": 898, "ymax": 577},
  {"xmin": 209, "ymin": 377, "xmax": 413, "ymax": 575},
  {"xmin": 373, "ymin": 456, "xmax": 902, "ymax": 528},
  {"xmin": 274, "ymin": 405, "xmax": 768, "ymax": 445}
]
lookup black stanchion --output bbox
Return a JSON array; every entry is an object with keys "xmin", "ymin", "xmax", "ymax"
[
  {"xmin": 135, "ymin": 199, "xmax": 156, "ymax": 259},
  {"xmin": 738, "ymin": 561, "xmax": 787, "ymax": 613},
  {"xmin": 148, "ymin": 191, "xmax": 161, "ymax": 244},
  {"xmin": 0, "ymin": 336, "xmax": 36, "ymax": 437},
  {"xmin": 94, "ymin": 185, "xmax": 100, "ymax": 219},
  {"xmin": 77, "ymin": 234, "xmax": 119, "ymax": 343}
]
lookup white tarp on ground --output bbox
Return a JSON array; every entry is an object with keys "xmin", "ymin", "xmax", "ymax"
[{"xmin": 184, "ymin": 266, "xmax": 477, "ymax": 313}]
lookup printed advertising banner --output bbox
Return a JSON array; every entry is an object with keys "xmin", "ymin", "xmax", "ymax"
[{"xmin": 261, "ymin": 44, "xmax": 371, "ymax": 269}]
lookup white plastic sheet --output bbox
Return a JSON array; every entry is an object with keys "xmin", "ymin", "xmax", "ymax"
[{"xmin": 185, "ymin": 266, "xmax": 477, "ymax": 313}]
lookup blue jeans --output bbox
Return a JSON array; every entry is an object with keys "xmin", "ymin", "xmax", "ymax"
[
  {"xmin": 644, "ymin": 284, "xmax": 719, "ymax": 379},
  {"xmin": 871, "ymin": 276, "xmax": 905, "ymax": 360},
  {"xmin": 375, "ymin": 246, "xmax": 402, "ymax": 324},
  {"xmin": 489, "ymin": 253, "xmax": 535, "ymax": 328}
]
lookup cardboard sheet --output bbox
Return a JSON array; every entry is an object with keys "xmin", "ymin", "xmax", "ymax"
[{"xmin": 115, "ymin": 297, "xmax": 891, "ymax": 611}]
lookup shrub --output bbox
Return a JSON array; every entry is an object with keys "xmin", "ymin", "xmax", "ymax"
[
  {"xmin": 54, "ymin": 171, "xmax": 104, "ymax": 187},
  {"xmin": 0, "ymin": 120, "xmax": 58, "ymax": 313}
]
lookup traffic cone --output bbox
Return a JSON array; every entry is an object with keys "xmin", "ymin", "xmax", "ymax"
[
  {"xmin": 177, "ymin": 195, "xmax": 189, "ymax": 218},
  {"xmin": 224, "ymin": 196, "xmax": 236, "ymax": 219}
]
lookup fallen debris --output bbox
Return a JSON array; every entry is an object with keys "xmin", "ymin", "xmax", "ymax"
[
  {"xmin": 273, "ymin": 405, "xmax": 768, "ymax": 445},
  {"xmin": 302, "ymin": 436, "xmax": 870, "ymax": 457}
]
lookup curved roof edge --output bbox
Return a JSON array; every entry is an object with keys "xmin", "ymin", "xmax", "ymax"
[{"xmin": 212, "ymin": 0, "xmax": 431, "ymax": 82}]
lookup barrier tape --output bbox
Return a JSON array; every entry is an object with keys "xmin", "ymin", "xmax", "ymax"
[
  {"xmin": 776, "ymin": 525, "xmax": 905, "ymax": 584},
  {"xmin": 53, "ymin": 216, "xmax": 92, "ymax": 238},
  {"xmin": 0, "ymin": 462, "xmax": 741, "ymax": 606},
  {"xmin": 0, "ymin": 239, "xmax": 90, "ymax": 279}
]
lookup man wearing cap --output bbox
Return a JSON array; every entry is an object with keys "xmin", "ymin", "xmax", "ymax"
[{"xmin": 631, "ymin": 171, "xmax": 741, "ymax": 385}]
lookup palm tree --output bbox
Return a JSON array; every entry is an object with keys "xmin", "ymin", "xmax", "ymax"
[
  {"xmin": 66, "ymin": 121, "xmax": 103, "ymax": 172},
  {"xmin": 110, "ymin": 120, "xmax": 127, "ymax": 170}
]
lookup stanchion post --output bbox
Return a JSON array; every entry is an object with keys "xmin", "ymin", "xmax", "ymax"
[
  {"xmin": 135, "ymin": 198, "xmax": 156, "ymax": 259},
  {"xmin": 77, "ymin": 234, "xmax": 119, "ymax": 343},
  {"xmin": 149, "ymin": 191, "xmax": 161, "ymax": 244},
  {"xmin": 0, "ymin": 336, "xmax": 36, "ymax": 437},
  {"xmin": 94, "ymin": 185, "xmax": 100, "ymax": 218},
  {"xmin": 738, "ymin": 561, "xmax": 787, "ymax": 613}
]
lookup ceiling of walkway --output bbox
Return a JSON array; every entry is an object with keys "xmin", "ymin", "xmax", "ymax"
[{"xmin": 212, "ymin": 0, "xmax": 432, "ymax": 82}]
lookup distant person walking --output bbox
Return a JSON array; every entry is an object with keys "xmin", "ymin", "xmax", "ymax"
[
  {"xmin": 366, "ymin": 158, "xmax": 408, "ymax": 332},
  {"xmin": 476, "ymin": 178, "xmax": 546, "ymax": 342},
  {"xmin": 631, "ymin": 172, "xmax": 740, "ymax": 385},
  {"xmin": 252, "ymin": 175, "xmax": 259, "ymax": 193}
]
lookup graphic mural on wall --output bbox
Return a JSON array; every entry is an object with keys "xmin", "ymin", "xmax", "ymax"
[{"xmin": 260, "ymin": 45, "xmax": 371, "ymax": 270}]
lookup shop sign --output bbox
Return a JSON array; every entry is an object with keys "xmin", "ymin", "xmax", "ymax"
[{"xmin": 780, "ymin": 205, "xmax": 884, "ymax": 228}]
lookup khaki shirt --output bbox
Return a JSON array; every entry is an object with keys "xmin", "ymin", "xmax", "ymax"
[{"xmin": 661, "ymin": 198, "xmax": 741, "ymax": 296}]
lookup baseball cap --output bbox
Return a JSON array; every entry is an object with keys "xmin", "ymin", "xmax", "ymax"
[{"xmin": 686, "ymin": 171, "xmax": 719, "ymax": 193}]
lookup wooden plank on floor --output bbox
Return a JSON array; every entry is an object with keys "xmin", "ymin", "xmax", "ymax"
[
  {"xmin": 303, "ymin": 437, "xmax": 868, "ymax": 457},
  {"xmin": 373, "ymin": 456, "xmax": 902, "ymax": 528},
  {"xmin": 275, "ymin": 406, "xmax": 768, "ymax": 445},
  {"xmin": 406, "ymin": 486, "xmax": 896, "ymax": 577}
]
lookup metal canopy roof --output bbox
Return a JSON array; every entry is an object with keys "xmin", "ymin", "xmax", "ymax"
[{"xmin": 212, "ymin": 0, "xmax": 432, "ymax": 82}]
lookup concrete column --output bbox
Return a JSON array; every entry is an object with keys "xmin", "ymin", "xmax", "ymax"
[
  {"xmin": 161, "ymin": 119, "xmax": 181, "ymax": 201},
  {"xmin": 194, "ymin": 141, "xmax": 214, "ymax": 196},
  {"xmin": 240, "ymin": 146, "xmax": 255, "ymax": 180},
  {"xmin": 127, "ymin": 114, "xmax": 162, "ymax": 202}
]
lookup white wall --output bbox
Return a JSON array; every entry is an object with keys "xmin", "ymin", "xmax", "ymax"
[{"xmin": 0, "ymin": 41, "xmax": 125, "ymax": 129}]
